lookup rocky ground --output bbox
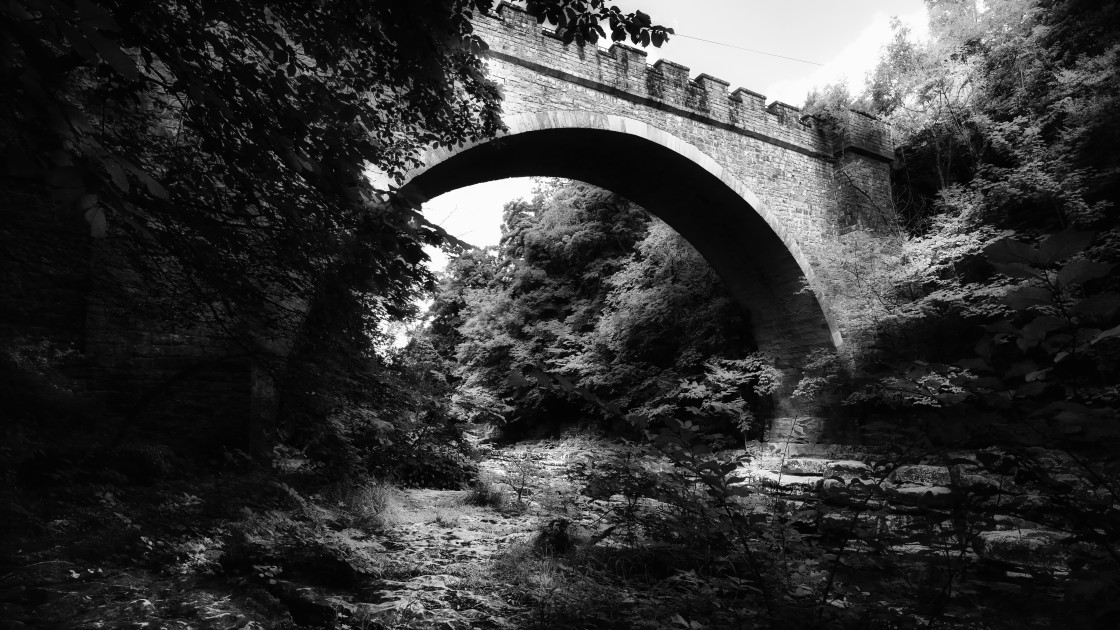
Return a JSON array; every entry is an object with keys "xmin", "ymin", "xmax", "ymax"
[{"xmin": 0, "ymin": 434, "xmax": 1092, "ymax": 629}]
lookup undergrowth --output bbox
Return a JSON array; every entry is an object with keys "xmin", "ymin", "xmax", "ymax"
[{"xmin": 464, "ymin": 473, "xmax": 508, "ymax": 510}]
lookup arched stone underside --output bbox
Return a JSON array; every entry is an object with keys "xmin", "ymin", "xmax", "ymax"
[
  {"xmin": 401, "ymin": 112, "xmax": 840, "ymax": 368},
  {"xmin": 10, "ymin": 1, "xmax": 895, "ymax": 446}
]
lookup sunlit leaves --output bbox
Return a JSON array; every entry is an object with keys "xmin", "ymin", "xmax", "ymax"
[
  {"xmin": 816, "ymin": 5, "xmax": 1120, "ymax": 614},
  {"xmin": 3, "ymin": 0, "xmax": 521, "ymax": 358},
  {"xmin": 431, "ymin": 180, "xmax": 761, "ymax": 437}
]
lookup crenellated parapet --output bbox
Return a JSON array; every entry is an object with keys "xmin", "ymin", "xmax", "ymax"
[
  {"xmin": 407, "ymin": 1, "xmax": 899, "ymax": 389},
  {"xmin": 474, "ymin": 2, "xmax": 893, "ymax": 163}
]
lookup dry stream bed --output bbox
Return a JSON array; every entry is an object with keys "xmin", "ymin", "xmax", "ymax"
[{"xmin": 0, "ymin": 435, "xmax": 1082, "ymax": 629}]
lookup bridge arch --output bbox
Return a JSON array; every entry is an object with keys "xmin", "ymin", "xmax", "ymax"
[{"xmin": 399, "ymin": 111, "xmax": 843, "ymax": 369}]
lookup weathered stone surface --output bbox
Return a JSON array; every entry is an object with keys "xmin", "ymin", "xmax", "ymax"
[
  {"xmin": 890, "ymin": 465, "xmax": 952, "ymax": 486},
  {"xmin": 764, "ymin": 443, "xmax": 875, "ymax": 459},
  {"xmin": 886, "ymin": 485, "xmax": 956, "ymax": 508},
  {"xmin": 975, "ymin": 529, "xmax": 1072, "ymax": 569},
  {"xmin": 1048, "ymin": 472, "xmax": 1090, "ymax": 492},
  {"xmin": 950, "ymin": 470, "xmax": 1012, "ymax": 493},
  {"xmin": 820, "ymin": 507, "xmax": 920, "ymax": 536},
  {"xmin": 3, "ymin": 1, "xmax": 895, "ymax": 445},
  {"xmin": 768, "ymin": 417, "xmax": 827, "ymax": 444},
  {"xmin": 781, "ymin": 458, "xmax": 831, "ymax": 475},
  {"xmin": 753, "ymin": 469, "xmax": 822, "ymax": 488},
  {"xmin": 823, "ymin": 460, "xmax": 871, "ymax": 479},
  {"xmin": 402, "ymin": 2, "xmax": 895, "ymax": 376}
]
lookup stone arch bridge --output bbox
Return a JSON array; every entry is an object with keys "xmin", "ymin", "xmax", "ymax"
[
  {"xmin": 401, "ymin": 2, "xmax": 894, "ymax": 372},
  {"xmin": 3, "ymin": 2, "xmax": 894, "ymax": 447}
]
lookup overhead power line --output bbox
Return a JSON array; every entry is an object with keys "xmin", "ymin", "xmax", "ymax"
[{"xmin": 673, "ymin": 33, "xmax": 825, "ymax": 66}]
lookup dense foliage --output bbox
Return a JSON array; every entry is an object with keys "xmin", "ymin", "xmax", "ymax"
[
  {"xmin": 0, "ymin": 0, "xmax": 673, "ymax": 470},
  {"xmin": 420, "ymin": 179, "xmax": 779, "ymax": 443},
  {"xmin": 3, "ymin": 0, "xmax": 1119, "ymax": 627},
  {"xmin": 801, "ymin": 0, "xmax": 1119, "ymax": 366},
  {"xmin": 792, "ymin": 2, "xmax": 1120, "ymax": 623}
]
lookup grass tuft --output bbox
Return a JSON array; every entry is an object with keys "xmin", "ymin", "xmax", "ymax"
[
  {"xmin": 334, "ymin": 479, "xmax": 405, "ymax": 532},
  {"xmin": 464, "ymin": 474, "xmax": 508, "ymax": 510}
]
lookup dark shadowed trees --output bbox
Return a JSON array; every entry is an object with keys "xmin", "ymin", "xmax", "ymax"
[{"xmin": 0, "ymin": 0, "xmax": 672, "ymax": 464}]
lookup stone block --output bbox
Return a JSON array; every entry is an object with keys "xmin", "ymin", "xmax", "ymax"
[
  {"xmin": 766, "ymin": 101, "xmax": 802, "ymax": 127},
  {"xmin": 781, "ymin": 457, "xmax": 830, "ymax": 475},
  {"xmin": 886, "ymin": 485, "xmax": 955, "ymax": 509},
  {"xmin": 753, "ymin": 469, "xmax": 821, "ymax": 489},
  {"xmin": 651, "ymin": 59, "xmax": 689, "ymax": 86},
  {"xmin": 889, "ymin": 465, "xmax": 952, "ymax": 486},
  {"xmin": 975, "ymin": 529, "xmax": 1072, "ymax": 570},
  {"xmin": 730, "ymin": 87, "xmax": 766, "ymax": 108},
  {"xmin": 823, "ymin": 459, "xmax": 871, "ymax": 479},
  {"xmin": 607, "ymin": 43, "xmax": 647, "ymax": 80}
]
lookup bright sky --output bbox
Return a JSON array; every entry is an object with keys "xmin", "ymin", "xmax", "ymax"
[{"xmin": 421, "ymin": 0, "xmax": 930, "ymax": 269}]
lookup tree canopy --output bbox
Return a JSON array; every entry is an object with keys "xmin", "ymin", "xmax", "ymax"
[
  {"xmin": 1, "ymin": 0, "xmax": 673, "ymax": 348},
  {"xmin": 0, "ymin": 0, "xmax": 675, "ymax": 470},
  {"xmin": 419, "ymin": 179, "xmax": 778, "ymax": 443}
]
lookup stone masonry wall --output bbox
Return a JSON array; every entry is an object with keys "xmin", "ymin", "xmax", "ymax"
[
  {"xmin": 472, "ymin": 2, "xmax": 894, "ymax": 323},
  {"xmin": 4, "ymin": 5, "xmax": 896, "ymax": 449}
]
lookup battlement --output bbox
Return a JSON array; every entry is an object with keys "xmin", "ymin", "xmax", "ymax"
[{"xmin": 476, "ymin": 2, "xmax": 892, "ymax": 162}]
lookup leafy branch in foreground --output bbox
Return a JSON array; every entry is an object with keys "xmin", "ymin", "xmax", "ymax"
[{"xmin": 2, "ymin": 0, "xmax": 675, "ymax": 355}]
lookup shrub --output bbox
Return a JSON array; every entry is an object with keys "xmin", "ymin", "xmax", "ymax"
[
  {"xmin": 331, "ymin": 479, "xmax": 405, "ymax": 532},
  {"xmin": 392, "ymin": 443, "xmax": 478, "ymax": 489},
  {"xmin": 221, "ymin": 503, "xmax": 384, "ymax": 586},
  {"xmin": 464, "ymin": 474, "xmax": 507, "ymax": 509},
  {"xmin": 534, "ymin": 518, "xmax": 574, "ymax": 556},
  {"xmin": 503, "ymin": 452, "xmax": 542, "ymax": 505}
]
